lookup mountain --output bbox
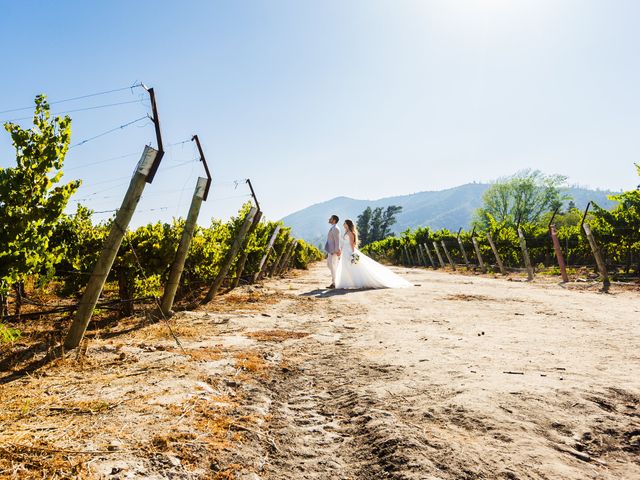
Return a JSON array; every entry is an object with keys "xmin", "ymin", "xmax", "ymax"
[{"xmin": 281, "ymin": 183, "xmax": 619, "ymax": 247}]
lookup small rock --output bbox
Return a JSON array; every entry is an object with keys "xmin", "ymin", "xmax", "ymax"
[{"xmin": 108, "ymin": 440, "xmax": 123, "ymax": 451}]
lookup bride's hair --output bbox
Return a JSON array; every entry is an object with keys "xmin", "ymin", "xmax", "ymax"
[{"xmin": 344, "ymin": 219, "xmax": 358, "ymax": 247}]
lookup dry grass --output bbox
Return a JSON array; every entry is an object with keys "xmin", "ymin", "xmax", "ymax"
[
  {"xmin": 245, "ymin": 329, "xmax": 309, "ymax": 342},
  {"xmin": 181, "ymin": 346, "xmax": 225, "ymax": 362},
  {"xmin": 441, "ymin": 293, "xmax": 494, "ymax": 302},
  {"xmin": 234, "ymin": 351, "xmax": 270, "ymax": 377},
  {"xmin": 201, "ymin": 291, "xmax": 283, "ymax": 314},
  {"xmin": 0, "ymin": 443, "xmax": 96, "ymax": 479}
]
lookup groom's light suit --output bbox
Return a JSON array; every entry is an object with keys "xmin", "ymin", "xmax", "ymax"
[{"xmin": 325, "ymin": 224, "xmax": 341, "ymax": 285}]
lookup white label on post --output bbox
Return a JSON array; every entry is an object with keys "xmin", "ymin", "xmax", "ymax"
[
  {"xmin": 195, "ymin": 177, "xmax": 208, "ymax": 199},
  {"xmin": 137, "ymin": 145, "xmax": 159, "ymax": 175}
]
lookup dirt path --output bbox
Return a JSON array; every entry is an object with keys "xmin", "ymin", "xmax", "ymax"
[
  {"xmin": 1, "ymin": 264, "xmax": 638, "ymax": 479},
  {"xmin": 226, "ymin": 264, "xmax": 640, "ymax": 479}
]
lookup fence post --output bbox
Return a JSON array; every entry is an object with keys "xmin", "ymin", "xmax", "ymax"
[
  {"xmin": 471, "ymin": 236, "xmax": 486, "ymax": 273},
  {"xmin": 433, "ymin": 241, "xmax": 445, "ymax": 268},
  {"xmin": 273, "ymin": 240, "xmax": 293, "ymax": 276},
  {"xmin": 486, "ymin": 232, "xmax": 506, "ymax": 274},
  {"xmin": 279, "ymin": 240, "xmax": 298, "ymax": 275},
  {"xmin": 582, "ymin": 223, "xmax": 610, "ymax": 292},
  {"xmin": 441, "ymin": 240, "xmax": 456, "ymax": 270},
  {"xmin": 402, "ymin": 246, "xmax": 411, "ymax": 266},
  {"xmin": 232, "ymin": 211, "xmax": 264, "ymax": 288},
  {"xmin": 416, "ymin": 245, "xmax": 426, "ymax": 266},
  {"xmin": 422, "ymin": 243, "xmax": 436, "ymax": 268},
  {"xmin": 409, "ymin": 246, "xmax": 418, "ymax": 266},
  {"xmin": 276, "ymin": 240, "xmax": 296, "ymax": 276},
  {"xmin": 65, "ymin": 146, "xmax": 159, "ymax": 349},
  {"xmin": 549, "ymin": 224, "xmax": 569, "ymax": 282},
  {"xmin": 517, "ymin": 228, "xmax": 534, "ymax": 281},
  {"xmin": 159, "ymin": 177, "xmax": 208, "ymax": 316},
  {"xmin": 253, "ymin": 225, "xmax": 281, "ymax": 282},
  {"xmin": 456, "ymin": 229, "xmax": 470, "ymax": 269},
  {"xmin": 269, "ymin": 240, "xmax": 287, "ymax": 277},
  {"xmin": 203, "ymin": 207, "xmax": 258, "ymax": 303}
]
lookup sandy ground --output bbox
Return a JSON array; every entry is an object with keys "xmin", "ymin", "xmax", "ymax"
[{"xmin": 1, "ymin": 264, "xmax": 639, "ymax": 479}]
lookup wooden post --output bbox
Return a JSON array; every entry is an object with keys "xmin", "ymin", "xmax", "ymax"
[
  {"xmin": 441, "ymin": 240, "xmax": 456, "ymax": 270},
  {"xmin": 159, "ymin": 177, "xmax": 208, "ymax": 316},
  {"xmin": 411, "ymin": 246, "xmax": 419, "ymax": 266},
  {"xmin": 273, "ymin": 240, "xmax": 293, "ymax": 276},
  {"xmin": 471, "ymin": 236, "xmax": 486, "ymax": 273},
  {"xmin": 433, "ymin": 241, "xmax": 445, "ymax": 268},
  {"xmin": 279, "ymin": 240, "xmax": 298, "ymax": 275},
  {"xmin": 549, "ymin": 224, "xmax": 569, "ymax": 282},
  {"xmin": 276, "ymin": 240, "xmax": 296, "ymax": 276},
  {"xmin": 416, "ymin": 245, "xmax": 426, "ymax": 266},
  {"xmin": 402, "ymin": 246, "xmax": 411, "ymax": 266},
  {"xmin": 253, "ymin": 225, "xmax": 281, "ymax": 282},
  {"xmin": 65, "ymin": 146, "xmax": 158, "ymax": 349},
  {"xmin": 233, "ymin": 211, "xmax": 264, "ymax": 288},
  {"xmin": 457, "ymin": 235, "xmax": 471, "ymax": 269},
  {"xmin": 269, "ymin": 241, "xmax": 287, "ymax": 277},
  {"xmin": 486, "ymin": 232, "xmax": 506, "ymax": 274},
  {"xmin": 517, "ymin": 228, "xmax": 534, "ymax": 281},
  {"xmin": 204, "ymin": 206, "xmax": 258, "ymax": 302},
  {"xmin": 422, "ymin": 243, "xmax": 436, "ymax": 268},
  {"xmin": 583, "ymin": 223, "xmax": 610, "ymax": 292}
]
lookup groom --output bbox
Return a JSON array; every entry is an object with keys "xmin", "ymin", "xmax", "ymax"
[{"xmin": 325, "ymin": 214, "xmax": 342, "ymax": 289}]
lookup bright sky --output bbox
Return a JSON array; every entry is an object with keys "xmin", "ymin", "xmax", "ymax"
[{"xmin": 1, "ymin": 0, "xmax": 638, "ymax": 226}]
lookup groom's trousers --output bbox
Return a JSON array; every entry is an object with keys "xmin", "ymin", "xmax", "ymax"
[{"xmin": 327, "ymin": 253, "xmax": 339, "ymax": 285}]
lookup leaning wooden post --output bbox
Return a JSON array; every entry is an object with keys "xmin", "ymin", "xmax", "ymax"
[
  {"xmin": 486, "ymin": 232, "xmax": 506, "ymax": 274},
  {"xmin": 253, "ymin": 225, "xmax": 281, "ymax": 282},
  {"xmin": 402, "ymin": 246, "xmax": 411, "ymax": 266},
  {"xmin": 273, "ymin": 239, "xmax": 293, "ymax": 275},
  {"xmin": 549, "ymin": 225, "xmax": 569, "ymax": 282},
  {"xmin": 233, "ymin": 210, "xmax": 264, "ymax": 288},
  {"xmin": 433, "ymin": 241, "xmax": 445, "ymax": 268},
  {"xmin": 410, "ymin": 246, "xmax": 419, "ymax": 266},
  {"xmin": 441, "ymin": 240, "xmax": 456, "ymax": 270},
  {"xmin": 517, "ymin": 228, "xmax": 534, "ymax": 281},
  {"xmin": 204, "ymin": 207, "xmax": 258, "ymax": 303},
  {"xmin": 65, "ymin": 146, "xmax": 159, "ymax": 349},
  {"xmin": 471, "ymin": 236, "xmax": 486, "ymax": 273},
  {"xmin": 276, "ymin": 240, "xmax": 296, "ymax": 276},
  {"xmin": 456, "ymin": 229, "xmax": 470, "ymax": 269},
  {"xmin": 422, "ymin": 243, "xmax": 436, "ymax": 268},
  {"xmin": 160, "ymin": 177, "xmax": 208, "ymax": 316},
  {"xmin": 269, "ymin": 240, "xmax": 287, "ymax": 277},
  {"xmin": 279, "ymin": 240, "xmax": 299, "ymax": 275},
  {"xmin": 416, "ymin": 245, "xmax": 426, "ymax": 266},
  {"xmin": 583, "ymin": 223, "xmax": 610, "ymax": 292}
]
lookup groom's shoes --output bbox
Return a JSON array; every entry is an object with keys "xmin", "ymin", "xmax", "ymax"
[{"xmin": 326, "ymin": 283, "xmax": 335, "ymax": 289}]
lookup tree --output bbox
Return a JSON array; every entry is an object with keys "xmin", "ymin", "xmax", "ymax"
[
  {"xmin": 591, "ymin": 164, "xmax": 640, "ymax": 272},
  {"xmin": 356, "ymin": 207, "xmax": 372, "ymax": 246},
  {"xmin": 381, "ymin": 205, "xmax": 402, "ymax": 238},
  {"xmin": 0, "ymin": 95, "xmax": 80, "ymax": 317},
  {"xmin": 475, "ymin": 170, "xmax": 568, "ymax": 228},
  {"xmin": 357, "ymin": 205, "xmax": 403, "ymax": 245}
]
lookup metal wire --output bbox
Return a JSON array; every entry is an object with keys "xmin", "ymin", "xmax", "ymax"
[
  {"xmin": 69, "ymin": 116, "xmax": 149, "ymax": 148},
  {"xmin": 0, "ymin": 83, "xmax": 143, "ymax": 114}
]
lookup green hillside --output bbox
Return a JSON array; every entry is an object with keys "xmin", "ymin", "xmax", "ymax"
[{"xmin": 282, "ymin": 183, "xmax": 618, "ymax": 247}]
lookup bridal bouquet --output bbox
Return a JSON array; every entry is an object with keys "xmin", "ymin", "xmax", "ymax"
[{"xmin": 351, "ymin": 253, "xmax": 360, "ymax": 265}]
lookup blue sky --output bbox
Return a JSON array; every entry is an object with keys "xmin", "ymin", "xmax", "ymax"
[{"xmin": 1, "ymin": 0, "xmax": 639, "ymax": 226}]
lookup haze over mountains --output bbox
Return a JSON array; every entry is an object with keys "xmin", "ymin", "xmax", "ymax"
[{"xmin": 282, "ymin": 183, "xmax": 618, "ymax": 247}]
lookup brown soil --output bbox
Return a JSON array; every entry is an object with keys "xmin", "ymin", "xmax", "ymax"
[{"xmin": 1, "ymin": 264, "xmax": 638, "ymax": 479}]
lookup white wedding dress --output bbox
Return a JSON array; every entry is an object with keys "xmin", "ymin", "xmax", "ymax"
[{"xmin": 335, "ymin": 234, "xmax": 412, "ymax": 289}]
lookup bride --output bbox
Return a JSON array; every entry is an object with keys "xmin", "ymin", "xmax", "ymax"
[{"xmin": 335, "ymin": 219, "xmax": 412, "ymax": 289}]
